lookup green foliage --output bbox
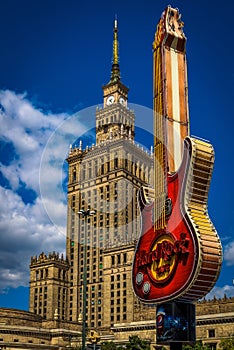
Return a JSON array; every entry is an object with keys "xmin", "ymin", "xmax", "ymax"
[
  {"xmin": 219, "ymin": 336, "xmax": 234, "ymax": 350},
  {"xmin": 182, "ymin": 340, "xmax": 211, "ymax": 350},
  {"xmin": 101, "ymin": 336, "xmax": 150, "ymax": 350},
  {"xmin": 126, "ymin": 336, "xmax": 150, "ymax": 350},
  {"xmin": 101, "ymin": 341, "xmax": 119, "ymax": 350}
]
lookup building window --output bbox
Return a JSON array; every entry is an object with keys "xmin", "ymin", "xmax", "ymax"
[
  {"xmin": 73, "ymin": 170, "xmax": 76, "ymax": 183},
  {"xmin": 82, "ymin": 167, "xmax": 85, "ymax": 180},
  {"xmin": 111, "ymin": 256, "xmax": 115, "ymax": 266},
  {"xmin": 208, "ymin": 329, "xmax": 215, "ymax": 338},
  {"xmin": 100, "ymin": 186, "xmax": 103, "ymax": 199},
  {"xmin": 125, "ymin": 158, "xmax": 128, "ymax": 170},
  {"xmin": 114, "ymin": 157, "xmax": 118, "ymax": 168},
  {"xmin": 101, "ymin": 163, "xmax": 104, "ymax": 175},
  {"xmin": 88, "ymin": 162, "xmax": 92, "ymax": 178}
]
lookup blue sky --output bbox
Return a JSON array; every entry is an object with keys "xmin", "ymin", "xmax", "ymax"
[{"xmin": 0, "ymin": 0, "xmax": 234, "ymax": 310}]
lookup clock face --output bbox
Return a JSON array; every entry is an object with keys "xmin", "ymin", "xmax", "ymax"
[
  {"xmin": 119, "ymin": 97, "xmax": 125, "ymax": 105},
  {"xmin": 106, "ymin": 95, "xmax": 115, "ymax": 105}
]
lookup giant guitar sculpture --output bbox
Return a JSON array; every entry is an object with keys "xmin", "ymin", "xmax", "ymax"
[{"xmin": 132, "ymin": 6, "xmax": 222, "ymax": 303}]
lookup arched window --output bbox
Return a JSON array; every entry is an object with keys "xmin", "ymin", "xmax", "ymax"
[{"xmin": 73, "ymin": 168, "xmax": 76, "ymax": 183}]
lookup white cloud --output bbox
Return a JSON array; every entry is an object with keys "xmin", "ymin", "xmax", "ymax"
[
  {"xmin": 0, "ymin": 90, "xmax": 90, "ymax": 290},
  {"xmin": 0, "ymin": 170, "xmax": 66, "ymax": 290},
  {"xmin": 205, "ymin": 284, "xmax": 234, "ymax": 300},
  {"xmin": 224, "ymin": 240, "xmax": 234, "ymax": 266}
]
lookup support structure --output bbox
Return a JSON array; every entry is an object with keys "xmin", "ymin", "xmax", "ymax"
[{"xmin": 78, "ymin": 208, "xmax": 96, "ymax": 350}]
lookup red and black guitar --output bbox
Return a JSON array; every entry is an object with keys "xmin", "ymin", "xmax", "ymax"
[{"xmin": 132, "ymin": 6, "xmax": 222, "ymax": 303}]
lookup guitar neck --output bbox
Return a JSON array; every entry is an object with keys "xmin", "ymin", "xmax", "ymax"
[
  {"xmin": 153, "ymin": 44, "xmax": 167, "ymax": 229},
  {"xmin": 153, "ymin": 6, "xmax": 189, "ymax": 174},
  {"xmin": 152, "ymin": 6, "xmax": 190, "ymax": 229}
]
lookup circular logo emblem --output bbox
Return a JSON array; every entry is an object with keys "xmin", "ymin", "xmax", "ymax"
[
  {"xmin": 157, "ymin": 314, "xmax": 163, "ymax": 325},
  {"xmin": 150, "ymin": 233, "xmax": 176, "ymax": 283}
]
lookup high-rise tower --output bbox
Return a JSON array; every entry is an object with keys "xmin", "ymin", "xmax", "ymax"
[{"xmin": 66, "ymin": 19, "xmax": 153, "ymax": 333}]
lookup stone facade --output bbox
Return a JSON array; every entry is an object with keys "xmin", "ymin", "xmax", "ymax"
[
  {"xmin": 196, "ymin": 296, "xmax": 234, "ymax": 349},
  {"xmin": 65, "ymin": 137, "xmax": 153, "ymax": 328},
  {"xmin": 0, "ymin": 307, "xmax": 82, "ymax": 349},
  {"xmin": 0, "ymin": 297, "xmax": 233, "ymax": 349},
  {"xmin": 111, "ymin": 297, "xmax": 234, "ymax": 350},
  {"xmin": 29, "ymin": 252, "xmax": 70, "ymax": 321},
  {"xmin": 62, "ymin": 18, "xmax": 153, "ymax": 332}
]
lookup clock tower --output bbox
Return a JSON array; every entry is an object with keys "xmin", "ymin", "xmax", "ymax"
[
  {"xmin": 96, "ymin": 19, "xmax": 134, "ymax": 145},
  {"xmin": 64, "ymin": 17, "xmax": 153, "ymax": 331}
]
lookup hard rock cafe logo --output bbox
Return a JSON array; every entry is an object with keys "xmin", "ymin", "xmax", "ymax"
[{"xmin": 135, "ymin": 232, "xmax": 190, "ymax": 284}]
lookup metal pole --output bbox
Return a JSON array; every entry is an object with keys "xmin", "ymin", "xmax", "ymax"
[
  {"xmin": 82, "ymin": 216, "xmax": 87, "ymax": 350},
  {"xmin": 78, "ymin": 209, "xmax": 95, "ymax": 350}
]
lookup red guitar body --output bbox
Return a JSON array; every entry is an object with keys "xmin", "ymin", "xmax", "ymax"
[{"xmin": 132, "ymin": 137, "xmax": 222, "ymax": 303}]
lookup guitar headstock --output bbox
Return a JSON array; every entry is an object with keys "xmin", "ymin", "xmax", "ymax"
[
  {"xmin": 165, "ymin": 6, "xmax": 184, "ymax": 39},
  {"xmin": 153, "ymin": 6, "xmax": 186, "ymax": 52}
]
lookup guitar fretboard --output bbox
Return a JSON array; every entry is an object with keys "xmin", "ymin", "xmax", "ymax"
[
  {"xmin": 152, "ymin": 6, "xmax": 190, "ymax": 229},
  {"xmin": 153, "ymin": 44, "xmax": 167, "ymax": 230}
]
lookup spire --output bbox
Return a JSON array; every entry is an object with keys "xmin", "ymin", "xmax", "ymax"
[{"xmin": 110, "ymin": 16, "xmax": 120, "ymax": 83}]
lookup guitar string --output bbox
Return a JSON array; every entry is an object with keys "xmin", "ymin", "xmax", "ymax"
[{"xmin": 155, "ymin": 44, "xmax": 166, "ymax": 230}]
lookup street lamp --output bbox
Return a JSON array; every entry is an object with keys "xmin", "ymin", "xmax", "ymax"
[{"xmin": 78, "ymin": 208, "xmax": 96, "ymax": 350}]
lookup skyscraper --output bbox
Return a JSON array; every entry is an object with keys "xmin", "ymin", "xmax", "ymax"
[
  {"xmin": 66, "ymin": 18, "xmax": 153, "ymax": 332},
  {"xmin": 30, "ymin": 18, "xmax": 154, "ymax": 336}
]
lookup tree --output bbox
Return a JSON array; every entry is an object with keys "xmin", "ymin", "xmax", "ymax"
[
  {"xmin": 101, "ymin": 336, "xmax": 151, "ymax": 350},
  {"xmin": 219, "ymin": 336, "xmax": 234, "ymax": 350},
  {"xmin": 101, "ymin": 341, "xmax": 118, "ymax": 350},
  {"xmin": 183, "ymin": 340, "xmax": 211, "ymax": 350},
  {"xmin": 126, "ymin": 335, "xmax": 150, "ymax": 350}
]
